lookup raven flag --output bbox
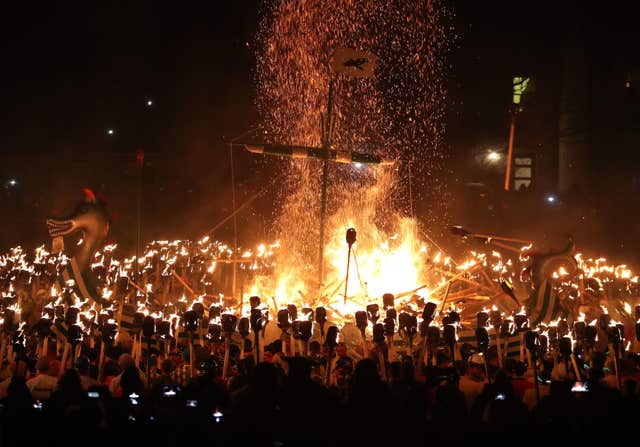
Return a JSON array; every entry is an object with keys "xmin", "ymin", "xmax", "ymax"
[{"xmin": 331, "ymin": 48, "xmax": 377, "ymax": 78}]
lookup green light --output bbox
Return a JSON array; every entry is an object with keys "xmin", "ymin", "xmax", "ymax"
[{"xmin": 513, "ymin": 76, "xmax": 530, "ymax": 105}]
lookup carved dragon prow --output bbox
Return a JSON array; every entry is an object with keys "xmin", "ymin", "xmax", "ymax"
[
  {"xmin": 522, "ymin": 236, "xmax": 577, "ymax": 287},
  {"xmin": 46, "ymin": 189, "xmax": 110, "ymax": 306},
  {"xmin": 46, "ymin": 188, "xmax": 110, "ymax": 273}
]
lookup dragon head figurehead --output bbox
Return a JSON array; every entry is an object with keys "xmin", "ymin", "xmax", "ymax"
[
  {"xmin": 521, "ymin": 236, "xmax": 578, "ymax": 288},
  {"xmin": 46, "ymin": 189, "xmax": 110, "ymax": 272}
]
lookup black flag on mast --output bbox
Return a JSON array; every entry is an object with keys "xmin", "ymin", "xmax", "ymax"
[{"xmin": 331, "ymin": 48, "xmax": 377, "ymax": 78}]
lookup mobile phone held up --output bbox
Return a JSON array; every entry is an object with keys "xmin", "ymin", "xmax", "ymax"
[{"xmin": 571, "ymin": 381, "xmax": 588, "ymax": 393}]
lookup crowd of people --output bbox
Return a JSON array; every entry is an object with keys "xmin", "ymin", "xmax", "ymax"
[{"xmin": 1, "ymin": 333, "xmax": 639, "ymax": 446}]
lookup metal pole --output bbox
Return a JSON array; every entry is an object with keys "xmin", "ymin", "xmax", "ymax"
[
  {"xmin": 504, "ymin": 110, "xmax": 516, "ymax": 191},
  {"xmin": 230, "ymin": 142, "xmax": 238, "ymax": 299},
  {"xmin": 408, "ymin": 160, "xmax": 414, "ymax": 219},
  {"xmin": 343, "ymin": 245, "xmax": 352, "ymax": 305},
  {"xmin": 135, "ymin": 150, "xmax": 143, "ymax": 279},
  {"xmin": 319, "ymin": 160, "xmax": 329, "ymax": 287},
  {"xmin": 318, "ymin": 79, "xmax": 334, "ymax": 287}
]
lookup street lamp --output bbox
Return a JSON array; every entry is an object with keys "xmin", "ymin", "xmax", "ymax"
[{"xmin": 486, "ymin": 151, "xmax": 501, "ymax": 163}]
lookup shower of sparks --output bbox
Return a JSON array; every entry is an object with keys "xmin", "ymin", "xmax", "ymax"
[{"xmin": 253, "ymin": 0, "xmax": 456, "ymax": 298}]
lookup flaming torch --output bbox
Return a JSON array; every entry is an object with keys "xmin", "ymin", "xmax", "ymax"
[
  {"xmin": 513, "ymin": 309, "xmax": 529, "ymax": 363},
  {"xmin": 221, "ymin": 313, "xmax": 237, "ymax": 379},
  {"xmin": 315, "ymin": 306, "xmax": 327, "ymax": 343},
  {"xmin": 475, "ymin": 327, "xmax": 490, "ymax": 381},
  {"xmin": 142, "ymin": 315, "xmax": 155, "ymax": 389},
  {"xmin": 238, "ymin": 317, "xmax": 250, "ymax": 358},
  {"xmin": 250, "ymin": 308, "xmax": 264, "ymax": 364},
  {"xmin": 383, "ymin": 316, "xmax": 395, "ymax": 363},
  {"xmin": 419, "ymin": 302, "xmax": 438, "ymax": 368},
  {"xmin": 489, "ymin": 307, "xmax": 503, "ymax": 368},
  {"xmin": 183, "ymin": 310, "xmax": 198, "ymax": 378},
  {"xmin": 355, "ymin": 311, "xmax": 368, "ymax": 358},
  {"xmin": 99, "ymin": 318, "xmax": 117, "ymax": 381},
  {"xmin": 287, "ymin": 304, "xmax": 297, "ymax": 356},
  {"xmin": 294, "ymin": 318, "xmax": 313, "ymax": 357},
  {"xmin": 324, "ymin": 326, "xmax": 339, "ymax": 386},
  {"xmin": 373, "ymin": 323, "xmax": 387, "ymax": 381},
  {"xmin": 607, "ymin": 324, "xmax": 622, "ymax": 390},
  {"xmin": 35, "ymin": 316, "xmax": 52, "ymax": 358},
  {"xmin": 59, "ymin": 307, "xmax": 79, "ymax": 376},
  {"xmin": 277, "ymin": 308, "xmax": 292, "ymax": 356},
  {"xmin": 524, "ymin": 330, "xmax": 541, "ymax": 403},
  {"xmin": 343, "ymin": 228, "xmax": 357, "ymax": 305}
]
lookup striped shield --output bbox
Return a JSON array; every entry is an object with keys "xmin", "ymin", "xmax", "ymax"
[
  {"xmin": 526, "ymin": 279, "xmax": 565, "ymax": 326},
  {"xmin": 457, "ymin": 327, "xmax": 522, "ymax": 359},
  {"xmin": 119, "ymin": 304, "xmax": 137, "ymax": 333},
  {"xmin": 58, "ymin": 257, "xmax": 107, "ymax": 306},
  {"xmin": 457, "ymin": 280, "xmax": 564, "ymax": 359}
]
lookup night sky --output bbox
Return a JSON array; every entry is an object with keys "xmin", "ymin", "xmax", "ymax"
[{"xmin": 1, "ymin": 2, "xmax": 638, "ymax": 259}]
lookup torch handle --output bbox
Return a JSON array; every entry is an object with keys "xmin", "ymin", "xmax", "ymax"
[
  {"xmin": 59, "ymin": 343, "xmax": 70, "ymax": 379},
  {"xmin": 494, "ymin": 329, "xmax": 503, "ymax": 369},
  {"xmin": 526, "ymin": 349, "xmax": 533, "ymax": 373},
  {"xmin": 42, "ymin": 337, "xmax": 49, "ymax": 358},
  {"xmin": 377, "ymin": 348, "xmax": 387, "ymax": 382},
  {"xmin": 360, "ymin": 331, "xmax": 368, "ymax": 359},
  {"xmin": 98, "ymin": 342, "xmax": 106, "ymax": 381},
  {"xmin": 343, "ymin": 245, "xmax": 352, "ymax": 305},
  {"xmin": 189, "ymin": 339, "xmax": 195, "ymax": 379},
  {"xmin": 483, "ymin": 357, "xmax": 491, "ymax": 384},
  {"xmin": 74, "ymin": 343, "xmax": 82, "ymax": 364},
  {"xmin": 570, "ymin": 353, "xmax": 582, "ymax": 382},
  {"xmin": 253, "ymin": 332, "xmax": 260, "ymax": 365},
  {"xmin": 131, "ymin": 333, "xmax": 137, "ymax": 357},
  {"xmin": 421, "ymin": 336, "xmax": 428, "ymax": 363},
  {"xmin": 519, "ymin": 333, "xmax": 525, "ymax": 363},
  {"xmin": 290, "ymin": 332, "xmax": 296, "ymax": 357},
  {"xmin": 532, "ymin": 353, "xmax": 540, "ymax": 404},
  {"xmin": 431, "ymin": 343, "xmax": 437, "ymax": 367},
  {"xmin": 0, "ymin": 337, "xmax": 6, "ymax": 367},
  {"xmin": 609, "ymin": 344, "xmax": 621, "ymax": 390},
  {"xmin": 386, "ymin": 336, "xmax": 395, "ymax": 362},
  {"xmin": 146, "ymin": 339, "xmax": 151, "ymax": 391},
  {"xmin": 324, "ymin": 347, "xmax": 334, "ymax": 386},
  {"xmin": 222, "ymin": 336, "xmax": 231, "ymax": 379},
  {"xmin": 133, "ymin": 334, "xmax": 141, "ymax": 368}
]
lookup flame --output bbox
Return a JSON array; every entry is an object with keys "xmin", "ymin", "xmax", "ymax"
[{"xmin": 136, "ymin": 302, "xmax": 149, "ymax": 316}]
